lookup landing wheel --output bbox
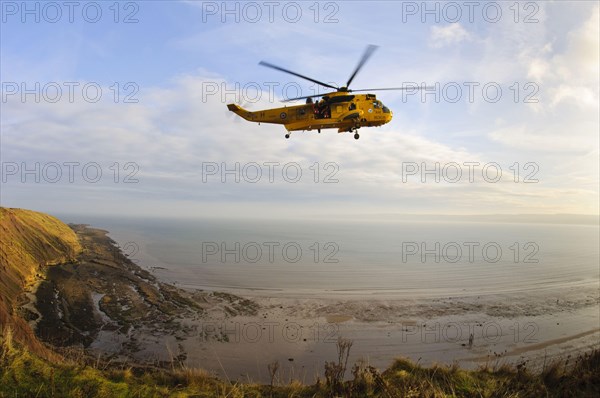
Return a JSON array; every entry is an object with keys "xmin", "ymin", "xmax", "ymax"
[
  {"xmin": 285, "ymin": 134, "xmax": 290, "ymax": 139},
  {"xmin": 354, "ymin": 133, "xmax": 360, "ymax": 140}
]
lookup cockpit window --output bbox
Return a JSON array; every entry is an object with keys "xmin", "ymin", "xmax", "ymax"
[{"xmin": 382, "ymin": 106, "xmax": 390, "ymax": 113}]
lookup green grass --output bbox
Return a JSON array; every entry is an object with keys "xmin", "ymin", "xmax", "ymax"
[{"xmin": 1, "ymin": 328, "xmax": 599, "ymax": 398}]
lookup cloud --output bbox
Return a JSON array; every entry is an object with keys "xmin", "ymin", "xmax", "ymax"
[
  {"xmin": 8, "ymin": 70, "xmax": 572, "ymax": 217},
  {"xmin": 545, "ymin": 6, "xmax": 599, "ymax": 108},
  {"xmin": 485, "ymin": 5, "xmax": 598, "ymax": 156},
  {"xmin": 429, "ymin": 24, "xmax": 471, "ymax": 48}
]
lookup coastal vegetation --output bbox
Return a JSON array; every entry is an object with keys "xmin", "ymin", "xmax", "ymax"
[{"xmin": 1, "ymin": 329, "xmax": 599, "ymax": 397}]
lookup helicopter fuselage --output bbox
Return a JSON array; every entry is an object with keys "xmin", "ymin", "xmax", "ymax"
[{"xmin": 227, "ymin": 91, "xmax": 392, "ymax": 134}]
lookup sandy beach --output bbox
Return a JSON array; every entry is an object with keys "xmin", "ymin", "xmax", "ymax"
[{"xmin": 151, "ymin": 292, "xmax": 600, "ymax": 383}]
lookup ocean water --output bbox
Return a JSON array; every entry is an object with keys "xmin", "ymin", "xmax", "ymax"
[{"xmin": 57, "ymin": 215, "xmax": 600, "ymax": 299}]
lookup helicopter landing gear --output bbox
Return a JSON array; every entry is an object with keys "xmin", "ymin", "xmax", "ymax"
[
  {"xmin": 285, "ymin": 133, "xmax": 290, "ymax": 139},
  {"xmin": 354, "ymin": 133, "xmax": 360, "ymax": 140}
]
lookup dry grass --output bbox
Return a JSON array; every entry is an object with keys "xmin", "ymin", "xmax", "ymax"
[{"xmin": 1, "ymin": 328, "xmax": 599, "ymax": 397}]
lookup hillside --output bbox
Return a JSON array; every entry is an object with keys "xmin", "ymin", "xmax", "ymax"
[{"xmin": 0, "ymin": 207, "xmax": 81, "ymax": 356}]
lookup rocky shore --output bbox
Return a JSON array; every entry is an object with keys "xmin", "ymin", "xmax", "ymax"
[{"xmin": 27, "ymin": 224, "xmax": 259, "ymax": 366}]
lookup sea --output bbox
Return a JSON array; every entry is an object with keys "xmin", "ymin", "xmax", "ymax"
[{"xmin": 55, "ymin": 214, "xmax": 599, "ymax": 299}]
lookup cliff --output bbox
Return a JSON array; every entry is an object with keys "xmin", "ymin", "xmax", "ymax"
[{"xmin": 0, "ymin": 207, "xmax": 81, "ymax": 356}]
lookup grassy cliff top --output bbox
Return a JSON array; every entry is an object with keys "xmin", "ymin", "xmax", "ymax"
[
  {"xmin": 0, "ymin": 207, "xmax": 82, "ymax": 356},
  {"xmin": 1, "ymin": 330, "xmax": 598, "ymax": 397}
]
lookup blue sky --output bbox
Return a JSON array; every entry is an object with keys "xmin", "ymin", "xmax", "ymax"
[{"xmin": 1, "ymin": 1, "xmax": 598, "ymax": 218}]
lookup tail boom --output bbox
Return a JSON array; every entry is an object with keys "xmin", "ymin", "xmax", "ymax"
[{"xmin": 227, "ymin": 104, "xmax": 257, "ymax": 122}]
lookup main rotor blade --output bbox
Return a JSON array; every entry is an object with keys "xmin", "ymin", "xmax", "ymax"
[
  {"xmin": 346, "ymin": 44, "xmax": 379, "ymax": 88},
  {"xmin": 283, "ymin": 86, "xmax": 437, "ymax": 101},
  {"xmin": 259, "ymin": 61, "xmax": 338, "ymax": 90},
  {"xmin": 351, "ymin": 86, "xmax": 436, "ymax": 92}
]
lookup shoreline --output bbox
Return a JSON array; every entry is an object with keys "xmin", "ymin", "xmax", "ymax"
[
  {"xmin": 27, "ymin": 224, "xmax": 600, "ymax": 383},
  {"xmin": 150, "ymin": 279, "xmax": 600, "ymax": 300}
]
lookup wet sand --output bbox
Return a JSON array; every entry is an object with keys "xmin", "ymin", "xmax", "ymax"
[{"xmin": 174, "ymin": 293, "xmax": 599, "ymax": 382}]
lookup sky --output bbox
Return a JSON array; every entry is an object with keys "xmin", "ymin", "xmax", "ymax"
[{"xmin": 1, "ymin": 0, "xmax": 598, "ymax": 219}]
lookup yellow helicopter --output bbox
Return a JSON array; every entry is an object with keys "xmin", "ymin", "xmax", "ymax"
[{"xmin": 227, "ymin": 45, "xmax": 426, "ymax": 140}]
